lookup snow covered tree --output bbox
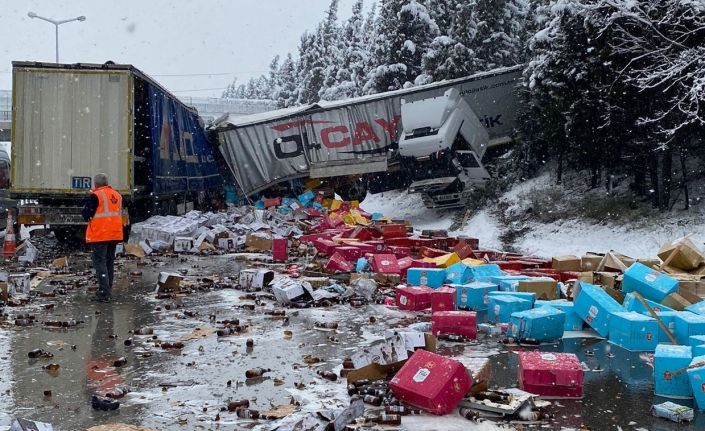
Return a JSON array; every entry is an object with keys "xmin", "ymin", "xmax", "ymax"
[
  {"xmin": 274, "ymin": 53, "xmax": 299, "ymax": 108},
  {"xmin": 425, "ymin": 0, "xmax": 455, "ymax": 36},
  {"xmin": 364, "ymin": 0, "xmax": 439, "ymax": 93},
  {"xmin": 471, "ymin": 0, "xmax": 527, "ymax": 69},
  {"xmin": 321, "ymin": 0, "xmax": 368, "ymax": 100},
  {"xmin": 418, "ymin": 1, "xmax": 479, "ymax": 83},
  {"xmin": 267, "ymin": 55, "xmax": 281, "ymax": 100}
]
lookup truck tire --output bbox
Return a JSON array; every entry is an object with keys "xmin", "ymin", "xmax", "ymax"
[{"xmin": 338, "ymin": 179, "xmax": 368, "ymax": 202}]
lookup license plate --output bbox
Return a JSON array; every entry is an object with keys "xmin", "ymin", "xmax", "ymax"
[{"xmin": 71, "ymin": 176, "xmax": 92, "ymax": 189}]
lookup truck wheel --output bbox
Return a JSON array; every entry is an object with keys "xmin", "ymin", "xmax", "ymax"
[{"xmin": 339, "ymin": 179, "xmax": 368, "ymax": 202}]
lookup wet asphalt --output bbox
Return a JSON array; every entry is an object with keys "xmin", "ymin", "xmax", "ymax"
[{"xmin": 0, "ymin": 252, "xmax": 703, "ymax": 430}]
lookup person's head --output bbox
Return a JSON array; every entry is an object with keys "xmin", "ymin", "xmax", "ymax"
[{"xmin": 94, "ymin": 173, "xmax": 109, "ymax": 188}]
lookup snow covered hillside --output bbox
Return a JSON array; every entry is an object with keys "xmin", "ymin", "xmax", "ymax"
[{"xmin": 361, "ymin": 180, "xmax": 705, "ymax": 259}]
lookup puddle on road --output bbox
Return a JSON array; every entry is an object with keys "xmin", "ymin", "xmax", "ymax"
[{"xmin": 1, "ymin": 254, "xmax": 705, "ymax": 430}]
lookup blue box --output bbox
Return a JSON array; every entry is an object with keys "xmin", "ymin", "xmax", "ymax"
[
  {"xmin": 489, "ymin": 275, "xmax": 530, "ymax": 292},
  {"xmin": 468, "ymin": 264, "xmax": 504, "ymax": 282},
  {"xmin": 688, "ymin": 355, "xmax": 705, "ymax": 409},
  {"xmin": 254, "ymin": 200, "xmax": 265, "ymax": 209},
  {"xmin": 371, "ymin": 212, "xmax": 384, "ymax": 221},
  {"xmin": 453, "ymin": 282, "xmax": 498, "ymax": 311},
  {"xmin": 686, "ymin": 302, "xmax": 705, "ymax": 316},
  {"xmin": 608, "ymin": 312, "xmax": 658, "ymax": 351},
  {"xmin": 655, "ymin": 345, "xmax": 693, "ymax": 398},
  {"xmin": 695, "ymin": 345, "xmax": 705, "ymax": 357},
  {"xmin": 657, "ymin": 311, "xmax": 680, "ymax": 344},
  {"xmin": 298, "ymin": 191, "xmax": 315, "ymax": 206},
  {"xmin": 487, "ymin": 295, "xmax": 532, "ymax": 324},
  {"xmin": 623, "ymin": 292, "xmax": 674, "ymax": 314},
  {"xmin": 508, "ymin": 306, "xmax": 565, "ymax": 341},
  {"xmin": 690, "ymin": 336, "xmax": 705, "ymax": 347},
  {"xmin": 573, "ymin": 282, "xmax": 624, "ymax": 337},
  {"xmin": 356, "ymin": 258, "xmax": 369, "ymax": 273},
  {"xmin": 407, "ymin": 268, "xmax": 446, "ymax": 288},
  {"xmin": 622, "ymin": 263, "xmax": 678, "ymax": 302},
  {"xmin": 675, "ymin": 312, "xmax": 705, "ymax": 345},
  {"xmin": 445, "ymin": 262, "xmax": 472, "ymax": 285},
  {"xmin": 535, "ymin": 300, "xmax": 584, "ymax": 331},
  {"xmin": 487, "ymin": 291, "xmax": 536, "ymax": 306}
]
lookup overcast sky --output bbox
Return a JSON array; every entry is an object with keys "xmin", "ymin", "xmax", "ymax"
[{"xmin": 0, "ymin": 0, "xmax": 365, "ymax": 97}]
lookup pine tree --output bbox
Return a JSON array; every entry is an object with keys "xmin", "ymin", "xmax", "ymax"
[
  {"xmin": 274, "ymin": 53, "xmax": 299, "ymax": 108},
  {"xmin": 267, "ymin": 55, "xmax": 281, "ymax": 100},
  {"xmin": 425, "ymin": 0, "xmax": 454, "ymax": 36},
  {"xmin": 419, "ymin": 1, "xmax": 479, "ymax": 83},
  {"xmin": 471, "ymin": 0, "xmax": 527, "ymax": 70},
  {"xmin": 364, "ymin": 0, "xmax": 439, "ymax": 94}
]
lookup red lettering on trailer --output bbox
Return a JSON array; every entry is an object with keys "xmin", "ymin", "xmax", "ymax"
[
  {"xmin": 375, "ymin": 116, "xmax": 401, "ymax": 140},
  {"xmin": 352, "ymin": 122, "xmax": 380, "ymax": 145},
  {"xmin": 321, "ymin": 126, "xmax": 350, "ymax": 148}
]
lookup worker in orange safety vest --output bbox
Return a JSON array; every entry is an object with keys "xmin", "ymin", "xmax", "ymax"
[{"xmin": 82, "ymin": 173, "xmax": 124, "ymax": 302}]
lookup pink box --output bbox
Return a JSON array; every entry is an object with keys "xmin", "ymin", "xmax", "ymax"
[
  {"xmin": 272, "ymin": 238, "xmax": 288, "ymax": 262},
  {"xmin": 347, "ymin": 227, "xmax": 373, "ymax": 242},
  {"xmin": 366, "ymin": 240, "xmax": 387, "ymax": 253},
  {"xmin": 517, "ymin": 351, "xmax": 584, "ymax": 399},
  {"xmin": 390, "ymin": 350, "xmax": 472, "ymax": 415},
  {"xmin": 396, "ymin": 285, "xmax": 433, "ymax": 311},
  {"xmin": 431, "ymin": 311, "xmax": 477, "ymax": 339},
  {"xmin": 313, "ymin": 239, "xmax": 339, "ymax": 256},
  {"xmin": 388, "ymin": 246, "xmax": 412, "ymax": 259},
  {"xmin": 351, "ymin": 243, "xmax": 376, "ymax": 254},
  {"xmin": 431, "ymin": 286, "xmax": 456, "ymax": 312},
  {"xmin": 326, "ymin": 252, "xmax": 353, "ymax": 273},
  {"xmin": 370, "ymin": 254, "xmax": 400, "ymax": 274},
  {"xmin": 334, "ymin": 246, "xmax": 363, "ymax": 262},
  {"xmin": 300, "ymin": 233, "xmax": 333, "ymax": 244}
]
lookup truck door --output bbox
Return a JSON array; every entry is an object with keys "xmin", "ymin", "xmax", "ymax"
[{"xmin": 455, "ymin": 150, "xmax": 490, "ymax": 186}]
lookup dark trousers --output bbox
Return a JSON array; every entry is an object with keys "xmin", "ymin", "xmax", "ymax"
[{"xmin": 92, "ymin": 242, "xmax": 117, "ymax": 298}]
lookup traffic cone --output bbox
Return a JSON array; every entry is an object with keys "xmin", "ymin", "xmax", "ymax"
[{"xmin": 2, "ymin": 209, "xmax": 17, "ymax": 257}]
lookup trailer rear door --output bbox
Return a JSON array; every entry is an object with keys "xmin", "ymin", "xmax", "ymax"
[{"xmin": 12, "ymin": 67, "xmax": 132, "ymax": 194}]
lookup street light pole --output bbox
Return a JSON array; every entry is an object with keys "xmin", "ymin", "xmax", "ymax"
[{"xmin": 27, "ymin": 12, "xmax": 86, "ymax": 63}]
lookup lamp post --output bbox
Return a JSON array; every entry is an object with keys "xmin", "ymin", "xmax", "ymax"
[{"xmin": 27, "ymin": 12, "xmax": 86, "ymax": 63}]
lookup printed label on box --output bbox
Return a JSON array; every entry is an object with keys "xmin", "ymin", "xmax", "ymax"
[
  {"xmin": 540, "ymin": 353, "xmax": 557, "ymax": 361},
  {"xmin": 494, "ymin": 304, "xmax": 500, "ymax": 315},
  {"xmin": 588, "ymin": 305, "xmax": 599, "ymax": 319},
  {"xmin": 412, "ymin": 368, "xmax": 431, "ymax": 383},
  {"xmin": 420, "ymin": 273, "xmax": 427, "ymax": 285},
  {"xmin": 645, "ymin": 272, "xmax": 658, "ymax": 282},
  {"xmin": 460, "ymin": 293, "xmax": 468, "ymax": 303},
  {"xmin": 381, "ymin": 260, "xmax": 390, "ymax": 266},
  {"xmin": 400, "ymin": 295, "xmax": 408, "ymax": 305}
]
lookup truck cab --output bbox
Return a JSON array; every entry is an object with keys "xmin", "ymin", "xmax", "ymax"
[{"xmin": 399, "ymin": 88, "xmax": 491, "ymax": 209}]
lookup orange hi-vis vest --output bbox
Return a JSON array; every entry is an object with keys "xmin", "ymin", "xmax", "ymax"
[{"xmin": 86, "ymin": 185, "xmax": 124, "ymax": 243}]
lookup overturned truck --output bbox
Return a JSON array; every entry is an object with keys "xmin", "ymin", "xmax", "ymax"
[{"xmin": 212, "ymin": 65, "xmax": 521, "ymax": 209}]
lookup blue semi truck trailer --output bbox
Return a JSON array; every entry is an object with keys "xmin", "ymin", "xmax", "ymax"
[{"xmin": 10, "ymin": 61, "xmax": 223, "ymax": 238}]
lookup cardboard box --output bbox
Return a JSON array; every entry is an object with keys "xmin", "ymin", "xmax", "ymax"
[
  {"xmin": 8, "ymin": 273, "xmax": 30, "ymax": 295},
  {"xmin": 453, "ymin": 282, "xmax": 498, "ymax": 311},
  {"xmin": 509, "ymin": 306, "xmax": 565, "ymax": 341},
  {"xmin": 581, "ymin": 254, "xmax": 603, "ymax": 272},
  {"xmin": 552, "ymin": 255, "xmax": 581, "ymax": 272},
  {"xmin": 468, "ymin": 264, "xmax": 504, "ymax": 282},
  {"xmin": 687, "ymin": 356, "xmax": 705, "ymax": 410},
  {"xmin": 445, "ymin": 262, "xmax": 472, "ymax": 285},
  {"xmin": 487, "ymin": 295, "xmax": 532, "ymax": 324},
  {"xmin": 534, "ymin": 300, "xmax": 583, "ymax": 331},
  {"xmin": 272, "ymin": 237, "xmax": 288, "ymax": 262},
  {"xmin": 381, "ymin": 224, "xmax": 408, "ymax": 239},
  {"xmin": 431, "ymin": 311, "xmax": 477, "ymax": 339},
  {"xmin": 239, "ymin": 269, "xmax": 275, "ymax": 290},
  {"xmin": 217, "ymin": 238, "xmax": 238, "ymax": 251},
  {"xmin": 623, "ymin": 263, "xmax": 679, "ymax": 302},
  {"xmin": 659, "ymin": 238, "xmax": 705, "ymax": 271},
  {"xmin": 674, "ymin": 312, "xmax": 705, "ymax": 345},
  {"xmin": 407, "ymin": 268, "xmax": 446, "ymax": 288},
  {"xmin": 597, "ymin": 252, "xmax": 632, "ymax": 273},
  {"xmin": 389, "ymin": 350, "xmax": 472, "ymax": 415},
  {"xmin": 430, "ymin": 286, "xmax": 456, "ymax": 312},
  {"xmin": 173, "ymin": 237, "xmax": 194, "ymax": 253},
  {"xmin": 654, "ymin": 345, "xmax": 693, "ymax": 398},
  {"xmin": 453, "ymin": 242, "xmax": 475, "ymax": 260},
  {"xmin": 245, "ymin": 233, "xmax": 273, "ymax": 251},
  {"xmin": 656, "ymin": 311, "xmax": 680, "ymax": 345},
  {"xmin": 0, "ymin": 282, "xmax": 8, "ymax": 302},
  {"xmin": 518, "ymin": 279, "xmax": 559, "ymax": 300},
  {"xmin": 594, "ymin": 271, "xmax": 621, "ymax": 289},
  {"xmin": 334, "ymin": 246, "xmax": 363, "ymax": 262},
  {"xmin": 685, "ymin": 301, "xmax": 705, "ymax": 316},
  {"xmin": 623, "ymin": 292, "xmax": 673, "ymax": 314},
  {"xmin": 156, "ymin": 272, "xmax": 183, "ymax": 294},
  {"xmin": 608, "ymin": 312, "xmax": 658, "ymax": 351},
  {"xmin": 489, "ymin": 275, "xmax": 529, "ymax": 292},
  {"xmin": 517, "ymin": 352, "xmax": 583, "ymax": 399},
  {"xmin": 271, "ymin": 277, "xmax": 310, "ymax": 304},
  {"xmin": 396, "ymin": 285, "xmax": 433, "ymax": 311},
  {"xmin": 10, "ymin": 419, "xmax": 54, "ymax": 431},
  {"xmin": 425, "ymin": 253, "xmax": 461, "ymax": 268},
  {"xmin": 370, "ymin": 254, "xmax": 400, "ymax": 274},
  {"xmin": 573, "ymin": 281, "xmax": 623, "ymax": 337},
  {"xmin": 326, "ymin": 252, "xmax": 354, "ymax": 273},
  {"xmin": 488, "ymin": 290, "xmax": 536, "ymax": 306},
  {"xmin": 662, "ymin": 293, "xmax": 693, "ymax": 311}
]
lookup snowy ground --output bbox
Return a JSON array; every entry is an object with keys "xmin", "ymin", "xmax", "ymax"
[{"xmin": 361, "ymin": 181, "xmax": 705, "ymax": 259}]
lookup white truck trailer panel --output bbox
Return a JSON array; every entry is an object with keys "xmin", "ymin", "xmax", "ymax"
[{"xmin": 12, "ymin": 67, "xmax": 132, "ymax": 194}]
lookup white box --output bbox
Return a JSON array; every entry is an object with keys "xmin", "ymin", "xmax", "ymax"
[
  {"xmin": 217, "ymin": 238, "xmax": 238, "ymax": 251},
  {"xmin": 155, "ymin": 272, "xmax": 183, "ymax": 293},
  {"xmin": 174, "ymin": 237, "xmax": 194, "ymax": 253},
  {"xmin": 270, "ymin": 277, "xmax": 308, "ymax": 303},
  {"xmin": 8, "ymin": 273, "xmax": 30, "ymax": 295},
  {"xmin": 239, "ymin": 269, "xmax": 274, "ymax": 290}
]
